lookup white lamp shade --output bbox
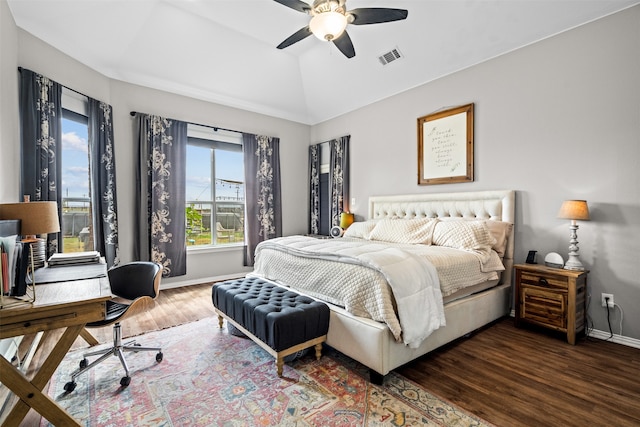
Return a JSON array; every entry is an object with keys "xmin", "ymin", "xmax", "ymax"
[{"xmin": 310, "ymin": 12, "xmax": 348, "ymax": 41}]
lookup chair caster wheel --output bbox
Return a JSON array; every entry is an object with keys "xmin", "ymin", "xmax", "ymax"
[
  {"xmin": 120, "ymin": 376, "xmax": 131, "ymax": 387},
  {"xmin": 156, "ymin": 352, "xmax": 163, "ymax": 362},
  {"xmin": 64, "ymin": 381, "xmax": 77, "ymax": 392},
  {"xmin": 79, "ymin": 358, "xmax": 88, "ymax": 369}
]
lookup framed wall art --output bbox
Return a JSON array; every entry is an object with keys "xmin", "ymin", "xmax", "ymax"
[{"xmin": 417, "ymin": 103, "xmax": 474, "ymax": 185}]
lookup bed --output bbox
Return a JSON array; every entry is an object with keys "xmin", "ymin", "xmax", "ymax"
[{"xmin": 249, "ymin": 190, "xmax": 515, "ymax": 383}]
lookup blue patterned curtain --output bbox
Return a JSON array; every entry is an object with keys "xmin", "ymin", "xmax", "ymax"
[
  {"xmin": 242, "ymin": 133, "xmax": 282, "ymax": 266},
  {"xmin": 18, "ymin": 68, "xmax": 62, "ymax": 257},
  {"xmin": 329, "ymin": 135, "xmax": 350, "ymax": 227},
  {"xmin": 308, "ymin": 144, "xmax": 321, "ymax": 234},
  {"xmin": 88, "ymin": 98, "xmax": 120, "ymax": 267},
  {"xmin": 135, "ymin": 114, "xmax": 187, "ymax": 277}
]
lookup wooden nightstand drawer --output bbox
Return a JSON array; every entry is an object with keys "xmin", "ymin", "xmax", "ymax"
[
  {"xmin": 520, "ymin": 285, "xmax": 566, "ymax": 329},
  {"xmin": 514, "ymin": 264, "xmax": 588, "ymax": 345},
  {"xmin": 519, "ymin": 271, "xmax": 568, "ymax": 290}
]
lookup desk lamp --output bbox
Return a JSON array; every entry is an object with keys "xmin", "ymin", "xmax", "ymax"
[
  {"xmin": 0, "ymin": 199, "xmax": 60, "ymax": 269},
  {"xmin": 557, "ymin": 200, "xmax": 590, "ymax": 271}
]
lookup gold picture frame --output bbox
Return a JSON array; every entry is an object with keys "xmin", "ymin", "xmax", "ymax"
[{"xmin": 417, "ymin": 103, "xmax": 474, "ymax": 185}]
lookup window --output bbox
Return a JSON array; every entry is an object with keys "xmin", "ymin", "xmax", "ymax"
[
  {"xmin": 186, "ymin": 125, "xmax": 244, "ymax": 247},
  {"xmin": 60, "ymin": 89, "xmax": 92, "ymax": 253}
]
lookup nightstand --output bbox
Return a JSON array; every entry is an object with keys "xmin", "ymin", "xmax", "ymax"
[{"xmin": 514, "ymin": 264, "xmax": 588, "ymax": 345}]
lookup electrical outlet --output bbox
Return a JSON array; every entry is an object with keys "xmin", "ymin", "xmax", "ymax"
[{"xmin": 601, "ymin": 293, "xmax": 614, "ymax": 308}]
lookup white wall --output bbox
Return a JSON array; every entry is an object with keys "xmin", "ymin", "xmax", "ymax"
[
  {"xmin": 311, "ymin": 6, "xmax": 640, "ymax": 340},
  {"xmin": 0, "ymin": 0, "xmax": 19, "ymax": 202}
]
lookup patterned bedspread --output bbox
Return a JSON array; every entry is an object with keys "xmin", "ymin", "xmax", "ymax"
[{"xmin": 250, "ymin": 236, "xmax": 504, "ymax": 348}]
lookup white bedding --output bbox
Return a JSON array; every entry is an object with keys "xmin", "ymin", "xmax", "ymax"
[{"xmin": 250, "ymin": 235, "xmax": 505, "ymax": 348}]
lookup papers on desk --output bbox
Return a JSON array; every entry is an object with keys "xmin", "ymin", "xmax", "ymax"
[
  {"xmin": 33, "ymin": 262, "xmax": 107, "ymax": 284},
  {"xmin": 48, "ymin": 251, "xmax": 101, "ymax": 267}
]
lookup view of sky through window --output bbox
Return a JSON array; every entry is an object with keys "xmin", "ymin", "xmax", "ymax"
[
  {"xmin": 61, "ymin": 117, "xmax": 89, "ymax": 205},
  {"xmin": 186, "ymin": 145, "xmax": 244, "ymax": 202}
]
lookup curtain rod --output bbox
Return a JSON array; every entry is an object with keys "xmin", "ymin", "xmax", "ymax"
[
  {"xmin": 129, "ymin": 111, "xmax": 243, "ymax": 135},
  {"xmin": 19, "ymin": 66, "xmax": 91, "ymax": 100}
]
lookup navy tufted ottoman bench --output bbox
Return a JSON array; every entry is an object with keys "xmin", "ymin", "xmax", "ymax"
[{"xmin": 211, "ymin": 277, "xmax": 330, "ymax": 376}]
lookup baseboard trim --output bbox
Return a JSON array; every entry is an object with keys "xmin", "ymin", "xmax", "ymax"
[
  {"xmin": 508, "ymin": 309, "xmax": 640, "ymax": 349},
  {"xmin": 588, "ymin": 329, "xmax": 640, "ymax": 349}
]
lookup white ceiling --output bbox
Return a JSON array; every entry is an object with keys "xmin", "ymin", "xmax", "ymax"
[{"xmin": 8, "ymin": 0, "xmax": 638, "ymax": 125}]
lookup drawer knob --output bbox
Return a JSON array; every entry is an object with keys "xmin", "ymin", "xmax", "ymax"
[
  {"xmin": 539, "ymin": 278, "xmax": 548, "ymax": 286},
  {"xmin": 24, "ymin": 321, "xmax": 31, "ymax": 327}
]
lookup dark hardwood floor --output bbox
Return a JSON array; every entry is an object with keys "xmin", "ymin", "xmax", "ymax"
[
  {"xmin": 17, "ymin": 282, "xmax": 640, "ymax": 426},
  {"xmin": 397, "ymin": 319, "xmax": 640, "ymax": 427}
]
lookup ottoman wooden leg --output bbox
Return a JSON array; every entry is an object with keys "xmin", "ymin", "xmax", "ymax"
[
  {"xmin": 217, "ymin": 314, "xmax": 224, "ymax": 328},
  {"xmin": 314, "ymin": 343, "xmax": 322, "ymax": 360},
  {"xmin": 276, "ymin": 357, "xmax": 284, "ymax": 376}
]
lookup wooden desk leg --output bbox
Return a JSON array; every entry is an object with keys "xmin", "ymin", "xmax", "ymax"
[
  {"xmin": 80, "ymin": 327, "xmax": 100, "ymax": 347},
  {"xmin": 0, "ymin": 325, "xmax": 84, "ymax": 427}
]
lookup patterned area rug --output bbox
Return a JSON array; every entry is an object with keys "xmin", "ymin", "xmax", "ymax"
[{"xmin": 45, "ymin": 317, "xmax": 492, "ymax": 426}]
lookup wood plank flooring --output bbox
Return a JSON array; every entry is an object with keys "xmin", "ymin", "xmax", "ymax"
[
  {"xmin": 397, "ymin": 319, "xmax": 640, "ymax": 427},
  {"xmin": 67, "ymin": 282, "xmax": 219, "ymax": 349},
  {"xmin": 16, "ymin": 282, "xmax": 640, "ymax": 426}
]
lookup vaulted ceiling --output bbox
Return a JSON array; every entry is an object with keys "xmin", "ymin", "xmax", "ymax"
[{"xmin": 8, "ymin": 0, "xmax": 637, "ymax": 124}]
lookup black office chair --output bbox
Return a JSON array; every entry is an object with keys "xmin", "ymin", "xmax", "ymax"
[{"xmin": 64, "ymin": 261, "xmax": 164, "ymax": 392}]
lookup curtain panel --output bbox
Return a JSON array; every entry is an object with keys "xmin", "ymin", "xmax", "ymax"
[
  {"xmin": 308, "ymin": 144, "xmax": 321, "ymax": 235},
  {"xmin": 242, "ymin": 133, "xmax": 282, "ymax": 266},
  {"xmin": 135, "ymin": 114, "xmax": 187, "ymax": 277},
  {"xmin": 87, "ymin": 98, "xmax": 120, "ymax": 267},
  {"xmin": 19, "ymin": 69, "xmax": 120, "ymax": 267},
  {"xmin": 329, "ymin": 135, "xmax": 350, "ymax": 227},
  {"xmin": 18, "ymin": 68, "xmax": 63, "ymax": 257}
]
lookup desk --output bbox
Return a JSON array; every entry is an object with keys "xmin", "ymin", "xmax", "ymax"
[{"xmin": 0, "ymin": 276, "xmax": 111, "ymax": 426}]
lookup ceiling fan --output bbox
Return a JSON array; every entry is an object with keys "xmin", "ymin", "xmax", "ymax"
[{"xmin": 274, "ymin": 0, "xmax": 408, "ymax": 59}]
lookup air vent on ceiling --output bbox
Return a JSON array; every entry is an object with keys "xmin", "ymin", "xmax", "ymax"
[{"xmin": 378, "ymin": 47, "xmax": 403, "ymax": 66}]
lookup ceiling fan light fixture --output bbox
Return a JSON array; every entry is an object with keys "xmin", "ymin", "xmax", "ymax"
[{"xmin": 309, "ymin": 11, "xmax": 348, "ymax": 41}]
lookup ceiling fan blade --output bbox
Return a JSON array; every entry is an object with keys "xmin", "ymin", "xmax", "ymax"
[
  {"xmin": 333, "ymin": 31, "xmax": 355, "ymax": 59},
  {"xmin": 273, "ymin": 0, "xmax": 311, "ymax": 14},
  {"xmin": 277, "ymin": 26, "xmax": 313, "ymax": 49},
  {"xmin": 348, "ymin": 8, "xmax": 408, "ymax": 25}
]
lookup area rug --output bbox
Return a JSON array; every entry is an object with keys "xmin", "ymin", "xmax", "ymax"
[{"xmin": 44, "ymin": 317, "xmax": 492, "ymax": 426}]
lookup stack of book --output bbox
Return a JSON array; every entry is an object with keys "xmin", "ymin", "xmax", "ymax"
[{"xmin": 47, "ymin": 251, "xmax": 101, "ymax": 267}]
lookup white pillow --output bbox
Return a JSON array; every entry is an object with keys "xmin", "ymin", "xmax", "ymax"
[
  {"xmin": 485, "ymin": 220, "xmax": 513, "ymax": 258},
  {"xmin": 432, "ymin": 220, "xmax": 497, "ymax": 261},
  {"xmin": 343, "ymin": 220, "xmax": 377, "ymax": 239},
  {"xmin": 438, "ymin": 218, "xmax": 513, "ymax": 258},
  {"xmin": 369, "ymin": 218, "xmax": 438, "ymax": 245}
]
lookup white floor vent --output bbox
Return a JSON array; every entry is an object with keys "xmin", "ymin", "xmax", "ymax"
[{"xmin": 378, "ymin": 48, "xmax": 403, "ymax": 65}]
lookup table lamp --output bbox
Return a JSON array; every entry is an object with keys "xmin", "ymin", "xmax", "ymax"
[
  {"xmin": 0, "ymin": 199, "xmax": 60, "ymax": 269},
  {"xmin": 339, "ymin": 212, "xmax": 355, "ymax": 230},
  {"xmin": 557, "ymin": 200, "xmax": 589, "ymax": 271}
]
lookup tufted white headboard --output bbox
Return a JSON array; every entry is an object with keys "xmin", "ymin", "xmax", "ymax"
[{"xmin": 368, "ymin": 190, "xmax": 515, "ymax": 286}]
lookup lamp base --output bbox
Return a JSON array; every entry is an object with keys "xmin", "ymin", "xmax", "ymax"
[
  {"xmin": 564, "ymin": 255, "xmax": 585, "ymax": 271},
  {"xmin": 564, "ymin": 222, "xmax": 585, "ymax": 271},
  {"xmin": 22, "ymin": 237, "xmax": 47, "ymax": 269}
]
